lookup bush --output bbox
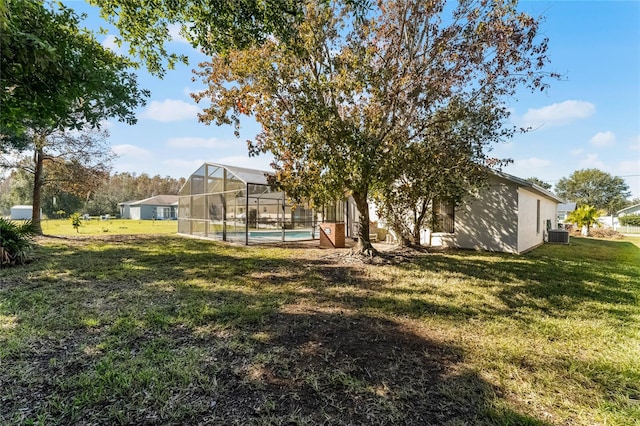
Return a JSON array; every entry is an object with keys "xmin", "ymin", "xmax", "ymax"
[
  {"xmin": 0, "ymin": 218, "xmax": 38, "ymax": 267},
  {"xmin": 619, "ymin": 214, "xmax": 640, "ymax": 226}
]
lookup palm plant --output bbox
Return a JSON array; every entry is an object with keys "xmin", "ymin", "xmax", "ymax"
[
  {"xmin": 0, "ymin": 218, "xmax": 39, "ymax": 267},
  {"xmin": 566, "ymin": 205, "xmax": 600, "ymax": 237}
]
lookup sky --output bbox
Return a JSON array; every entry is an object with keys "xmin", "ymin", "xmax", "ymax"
[{"xmin": 66, "ymin": 0, "xmax": 640, "ymax": 199}]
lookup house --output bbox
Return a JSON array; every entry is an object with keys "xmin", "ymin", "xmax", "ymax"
[
  {"xmin": 425, "ymin": 172, "xmax": 563, "ymax": 254},
  {"xmin": 119, "ymin": 195, "xmax": 178, "ymax": 220},
  {"xmin": 617, "ymin": 203, "xmax": 640, "ymax": 218},
  {"xmin": 556, "ymin": 202, "xmax": 577, "ymax": 225},
  {"xmin": 10, "ymin": 205, "xmax": 37, "ymax": 220}
]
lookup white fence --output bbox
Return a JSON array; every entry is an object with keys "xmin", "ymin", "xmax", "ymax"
[{"xmin": 616, "ymin": 225, "xmax": 640, "ymax": 234}]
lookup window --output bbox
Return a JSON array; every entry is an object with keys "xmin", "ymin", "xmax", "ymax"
[
  {"xmin": 157, "ymin": 207, "xmax": 171, "ymax": 219},
  {"xmin": 536, "ymin": 200, "xmax": 541, "ymax": 234},
  {"xmin": 433, "ymin": 199, "xmax": 455, "ymax": 233}
]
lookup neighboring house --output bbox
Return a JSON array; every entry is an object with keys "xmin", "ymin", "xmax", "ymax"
[
  {"xmin": 119, "ymin": 195, "xmax": 178, "ymax": 220},
  {"xmin": 557, "ymin": 202, "xmax": 577, "ymax": 225},
  {"xmin": 425, "ymin": 172, "xmax": 563, "ymax": 254},
  {"xmin": 10, "ymin": 205, "xmax": 38, "ymax": 220},
  {"xmin": 617, "ymin": 203, "xmax": 640, "ymax": 218}
]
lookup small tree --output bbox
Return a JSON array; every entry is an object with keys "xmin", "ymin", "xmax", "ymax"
[
  {"xmin": 526, "ymin": 177, "xmax": 552, "ymax": 190},
  {"xmin": 566, "ymin": 205, "xmax": 600, "ymax": 237},
  {"xmin": 70, "ymin": 213, "xmax": 82, "ymax": 233}
]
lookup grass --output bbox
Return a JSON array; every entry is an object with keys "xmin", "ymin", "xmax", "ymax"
[
  {"xmin": 1, "ymin": 235, "xmax": 639, "ymax": 425},
  {"xmin": 40, "ymin": 218, "xmax": 177, "ymax": 236}
]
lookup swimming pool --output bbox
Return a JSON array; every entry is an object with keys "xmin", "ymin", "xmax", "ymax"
[
  {"xmin": 249, "ymin": 230, "xmax": 314, "ymax": 239},
  {"xmin": 205, "ymin": 229, "xmax": 316, "ymax": 242}
]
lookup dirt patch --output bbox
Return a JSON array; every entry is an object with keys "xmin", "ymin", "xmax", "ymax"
[{"xmin": 319, "ymin": 244, "xmax": 442, "ymax": 266}]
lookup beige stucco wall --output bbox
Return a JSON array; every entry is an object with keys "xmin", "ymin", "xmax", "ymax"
[
  {"xmin": 517, "ymin": 187, "xmax": 558, "ymax": 253},
  {"xmin": 436, "ymin": 177, "xmax": 520, "ymax": 253}
]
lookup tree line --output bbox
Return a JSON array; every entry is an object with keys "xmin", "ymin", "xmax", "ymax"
[{"xmin": 0, "ymin": 168, "xmax": 184, "ymax": 218}]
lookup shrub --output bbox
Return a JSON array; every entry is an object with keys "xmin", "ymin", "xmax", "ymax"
[
  {"xmin": 619, "ymin": 214, "xmax": 640, "ymax": 227},
  {"xmin": 0, "ymin": 218, "xmax": 38, "ymax": 267}
]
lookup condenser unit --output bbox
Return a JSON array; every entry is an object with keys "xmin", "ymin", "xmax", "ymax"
[{"xmin": 548, "ymin": 229, "xmax": 570, "ymax": 244}]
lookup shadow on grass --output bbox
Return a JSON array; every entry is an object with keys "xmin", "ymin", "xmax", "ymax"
[
  {"xmin": 0, "ymin": 306, "xmax": 550, "ymax": 424},
  {"xmin": 388, "ymin": 237, "xmax": 640, "ymax": 322},
  {"xmin": 1, "ymin": 235, "xmax": 636, "ymax": 423},
  {"xmin": 0, "ymin": 236, "xmax": 555, "ymax": 424}
]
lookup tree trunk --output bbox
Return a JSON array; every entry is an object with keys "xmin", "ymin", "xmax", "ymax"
[
  {"xmin": 395, "ymin": 229, "xmax": 411, "ymax": 247},
  {"xmin": 352, "ymin": 191, "xmax": 377, "ymax": 256},
  {"xmin": 414, "ymin": 199, "xmax": 430, "ymax": 246},
  {"xmin": 32, "ymin": 146, "xmax": 45, "ymax": 235},
  {"xmin": 581, "ymin": 224, "xmax": 589, "ymax": 236}
]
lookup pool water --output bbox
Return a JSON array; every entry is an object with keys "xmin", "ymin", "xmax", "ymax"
[{"xmin": 210, "ymin": 229, "xmax": 315, "ymax": 241}]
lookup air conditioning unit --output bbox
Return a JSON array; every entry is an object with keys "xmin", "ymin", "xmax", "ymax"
[{"xmin": 548, "ymin": 229, "xmax": 570, "ymax": 244}]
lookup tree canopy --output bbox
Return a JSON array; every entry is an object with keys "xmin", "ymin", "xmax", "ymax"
[
  {"xmin": 193, "ymin": 0, "xmax": 556, "ymax": 252},
  {"xmin": 1, "ymin": 0, "xmax": 149, "ymax": 233},
  {"xmin": 89, "ymin": 0, "xmax": 368, "ymax": 76},
  {"xmin": 1, "ymin": 0, "xmax": 148, "ymax": 140},
  {"xmin": 555, "ymin": 169, "xmax": 630, "ymax": 214},
  {"xmin": 0, "ymin": 167, "xmax": 185, "ymax": 218}
]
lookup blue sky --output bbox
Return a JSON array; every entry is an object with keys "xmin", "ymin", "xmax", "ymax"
[{"xmin": 67, "ymin": 0, "xmax": 640, "ymax": 198}]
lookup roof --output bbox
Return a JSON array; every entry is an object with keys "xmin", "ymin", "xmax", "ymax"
[
  {"xmin": 119, "ymin": 195, "xmax": 179, "ymax": 206},
  {"xmin": 492, "ymin": 171, "xmax": 564, "ymax": 203},
  {"xmin": 204, "ymin": 162, "xmax": 273, "ymax": 185},
  {"xmin": 11, "ymin": 205, "xmax": 33, "ymax": 209},
  {"xmin": 617, "ymin": 203, "xmax": 640, "ymax": 215},
  {"xmin": 557, "ymin": 202, "xmax": 577, "ymax": 212}
]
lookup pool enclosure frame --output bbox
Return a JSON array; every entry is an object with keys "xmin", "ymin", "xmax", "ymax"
[{"xmin": 178, "ymin": 163, "xmax": 325, "ymax": 245}]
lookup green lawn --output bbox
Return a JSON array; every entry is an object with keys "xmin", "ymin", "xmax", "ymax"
[
  {"xmin": 40, "ymin": 218, "xmax": 177, "ymax": 236},
  {"xmin": 1, "ymin": 235, "xmax": 638, "ymax": 425}
]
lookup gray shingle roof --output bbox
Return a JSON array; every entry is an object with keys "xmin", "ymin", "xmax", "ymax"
[{"xmin": 119, "ymin": 195, "xmax": 179, "ymax": 206}]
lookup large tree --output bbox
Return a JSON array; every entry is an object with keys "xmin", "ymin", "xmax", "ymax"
[
  {"xmin": 555, "ymin": 169, "xmax": 630, "ymax": 214},
  {"xmin": 193, "ymin": 0, "xmax": 555, "ymax": 253},
  {"xmin": 1, "ymin": 0, "xmax": 148, "ymax": 233}
]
